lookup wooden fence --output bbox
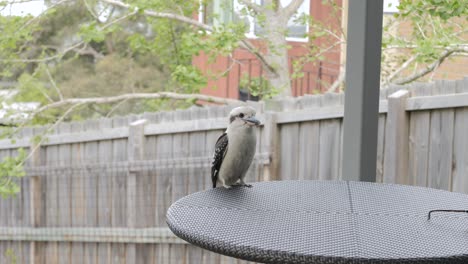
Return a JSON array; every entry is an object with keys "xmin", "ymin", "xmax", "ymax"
[{"xmin": 0, "ymin": 78, "xmax": 467, "ymax": 263}]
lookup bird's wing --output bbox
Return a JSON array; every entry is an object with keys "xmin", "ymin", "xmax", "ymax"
[{"xmin": 211, "ymin": 132, "xmax": 228, "ymax": 188}]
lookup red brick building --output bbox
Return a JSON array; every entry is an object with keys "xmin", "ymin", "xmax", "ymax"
[{"xmin": 194, "ymin": 0, "xmax": 343, "ymax": 100}]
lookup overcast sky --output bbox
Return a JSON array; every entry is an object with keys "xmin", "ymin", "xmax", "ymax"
[{"xmin": 1, "ymin": 0, "xmax": 45, "ymax": 16}]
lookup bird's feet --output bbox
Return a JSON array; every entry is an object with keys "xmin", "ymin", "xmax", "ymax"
[{"xmin": 232, "ymin": 182, "xmax": 253, "ymax": 188}]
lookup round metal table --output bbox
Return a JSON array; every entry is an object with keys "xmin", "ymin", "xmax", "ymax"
[{"xmin": 166, "ymin": 181, "xmax": 468, "ymax": 263}]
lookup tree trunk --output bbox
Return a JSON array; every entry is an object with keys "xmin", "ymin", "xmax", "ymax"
[{"xmin": 262, "ymin": 11, "xmax": 292, "ymax": 97}]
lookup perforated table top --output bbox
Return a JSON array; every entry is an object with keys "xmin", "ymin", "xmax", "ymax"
[{"xmin": 166, "ymin": 181, "xmax": 468, "ymax": 264}]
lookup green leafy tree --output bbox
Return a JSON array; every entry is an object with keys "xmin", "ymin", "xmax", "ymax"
[
  {"xmin": 0, "ymin": 148, "xmax": 26, "ymax": 198},
  {"xmin": 379, "ymin": 0, "xmax": 467, "ymax": 86}
]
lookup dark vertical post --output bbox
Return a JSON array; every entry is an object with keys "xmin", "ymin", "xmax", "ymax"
[
  {"xmin": 342, "ymin": 0, "xmax": 383, "ymax": 182},
  {"xmin": 318, "ymin": 61, "xmax": 323, "ymax": 92}
]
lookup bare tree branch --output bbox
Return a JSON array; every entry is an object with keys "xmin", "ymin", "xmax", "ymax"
[
  {"xmin": 14, "ymin": 0, "xmax": 71, "ymax": 32},
  {"xmin": 101, "ymin": 0, "xmax": 213, "ymax": 31},
  {"xmin": 211, "ymin": 55, "xmax": 242, "ymax": 79},
  {"xmin": 238, "ymin": 40, "xmax": 278, "ymax": 75},
  {"xmin": 237, "ymin": 0, "xmax": 263, "ymax": 14},
  {"xmin": 384, "ymin": 43, "xmax": 468, "ymax": 50},
  {"xmin": 392, "ymin": 48, "xmax": 467, "ymax": 85},
  {"xmin": 327, "ymin": 67, "xmax": 345, "ymax": 93},
  {"xmin": 32, "ymin": 92, "xmax": 241, "ymax": 116},
  {"xmin": 75, "ymin": 44, "xmax": 105, "ymax": 60},
  {"xmin": 105, "ymin": 97, "xmax": 130, "ymax": 117},
  {"xmin": 83, "ymin": 0, "xmax": 99, "ymax": 20},
  {"xmin": 282, "ymin": 0, "xmax": 305, "ymax": 19},
  {"xmin": 19, "ymin": 102, "xmax": 84, "ymax": 168},
  {"xmin": 0, "ymin": 42, "xmax": 85, "ymax": 63},
  {"xmin": 386, "ymin": 55, "xmax": 417, "ymax": 84},
  {"xmin": 44, "ymin": 66, "xmax": 64, "ymax": 101},
  {"xmin": 100, "ymin": 0, "xmax": 277, "ymax": 76},
  {"xmin": 0, "ymin": 41, "xmax": 105, "ymax": 63},
  {"xmin": 293, "ymin": 40, "xmax": 344, "ymax": 75},
  {"xmin": 1, "ymin": 7, "xmax": 134, "ymax": 63}
]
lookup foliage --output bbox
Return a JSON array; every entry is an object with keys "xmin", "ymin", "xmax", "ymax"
[
  {"xmin": 0, "ymin": 148, "xmax": 26, "ymax": 198},
  {"xmin": 239, "ymin": 73, "xmax": 278, "ymax": 99},
  {"xmin": 4, "ymin": 248, "xmax": 17, "ymax": 264},
  {"xmin": 379, "ymin": 0, "xmax": 467, "ymax": 85},
  {"xmin": 398, "ymin": 0, "xmax": 467, "ymax": 21}
]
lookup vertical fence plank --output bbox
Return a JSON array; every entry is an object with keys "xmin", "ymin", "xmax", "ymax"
[
  {"xmin": 127, "ymin": 119, "xmax": 147, "ymax": 263},
  {"xmin": 97, "ymin": 118, "xmax": 112, "ymax": 264},
  {"xmin": 248, "ymin": 101, "xmax": 263, "ymax": 184},
  {"xmin": 135, "ymin": 122, "xmax": 155, "ymax": 264},
  {"xmin": 29, "ymin": 139, "xmax": 44, "ymax": 264},
  {"xmin": 456, "ymin": 77, "xmax": 468, "ymax": 93},
  {"xmin": 8, "ymin": 144, "xmax": 22, "ymax": 232},
  {"xmin": 0, "ymin": 240, "xmax": 4, "ymax": 263},
  {"xmin": 44, "ymin": 127, "xmax": 59, "ymax": 264},
  {"xmin": 298, "ymin": 121, "xmax": 320, "ymax": 180},
  {"xmin": 84, "ymin": 120, "xmax": 100, "ymax": 263},
  {"xmin": 56, "ymin": 122, "xmax": 72, "ymax": 263},
  {"xmin": 155, "ymin": 111, "xmax": 173, "ymax": 263},
  {"xmin": 318, "ymin": 119, "xmax": 340, "ymax": 180},
  {"xmin": 142, "ymin": 114, "xmax": 159, "ymax": 264},
  {"xmin": 171, "ymin": 110, "xmax": 190, "ymax": 264},
  {"xmin": 111, "ymin": 116, "xmax": 128, "ymax": 227},
  {"xmin": 452, "ymin": 108, "xmax": 468, "ymax": 194},
  {"xmin": 57, "ymin": 123, "xmax": 71, "ymax": 227},
  {"xmin": 375, "ymin": 115, "xmax": 386, "ymax": 183},
  {"xmin": 0, "ymin": 149, "xmax": 11, "ymax": 230},
  {"xmin": 185, "ymin": 108, "xmax": 206, "ymax": 264},
  {"xmin": 253, "ymin": 125, "xmax": 263, "ymax": 185},
  {"xmin": 0, "ymin": 153, "xmax": 5, "ymax": 227},
  {"xmin": 260, "ymin": 112, "xmax": 279, "ymax": 182},
  {"xmin": 318, "ymin": 93, "xmax": 341, "ymax": 180},
  {"xmin": 408, "ymin": 83, "xmax": 432, "ymax": 187},
  {"xmin": 203, "ymin": 109, "xmax": 223, "ymax": 263},
  {"xmin": 220, "ymin": 254, "xmax": 241, "ymax": 264},
  {"xmin": 278, "ymin": 98, "xmax": 300, "ymax": 182},
  {"xmin": 427, "ymin": 109, "xmax": 454, "ymax": 190},
  {"xmin": 187, "ymin": 108, "xmax": 207, "ymax": 195},
  {"xmin": 69, "ymin": 122, "xmax": 84, "ymax": 264},
  {"xmin": 16, "ymin": 129, "xmax": 31, "ymax": 264},
  {"xmin": 171, "ymin": 112, "xmax": 189, "ymax": 204},
  {"xmin": 383, "ymin": 90, "xmax": 410, "ymax": 184},
  {"xmin": 111, "ymin": 116, "xmax": 128, "ymax": 263},
  {"xmin": 279, "ymin": 123, "xmax": 300, "ymax": 181},
  {"xmin": 408, "ymin": 111, "xmax": 431, "ymax": 187}
]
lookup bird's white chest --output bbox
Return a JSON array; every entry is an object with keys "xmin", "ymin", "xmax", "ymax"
[{"xmin": 218, "ymin": 127, "xmax": 257, "ymax": 183}]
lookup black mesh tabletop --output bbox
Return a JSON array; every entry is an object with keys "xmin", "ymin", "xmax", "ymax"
[{"xmin": 166, "ymin": 181, "xmax": 468, "ymax": 264}]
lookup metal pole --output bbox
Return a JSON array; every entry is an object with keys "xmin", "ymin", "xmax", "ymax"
[{"xmin": 342, "ymin": 0, "xmax": 383, "ymax": 182}]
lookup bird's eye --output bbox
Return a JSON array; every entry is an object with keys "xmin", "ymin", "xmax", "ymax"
[{"xmin": 239, "ymin": 113, "xmax": 245, "ymax": 118}]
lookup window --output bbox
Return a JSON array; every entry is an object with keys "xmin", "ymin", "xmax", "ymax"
[{"xmin": 201, "ymin": 0, "xmax": 310, "ymax": 41}]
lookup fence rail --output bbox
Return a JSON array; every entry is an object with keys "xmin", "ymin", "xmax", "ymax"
[
  {"xmin": 0, "ymin": 227, "xmax": 183, "ymax": 244},
  {"xmin": 0, "ymin": 77, "xmax": 467, "ymax": 264}
]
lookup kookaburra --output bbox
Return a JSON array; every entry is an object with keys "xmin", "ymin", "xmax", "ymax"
[{"xmin": 211, "ymin": 106, "xmax": 260, "ymax": 188}]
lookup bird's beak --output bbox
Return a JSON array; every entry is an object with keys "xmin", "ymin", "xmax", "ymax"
[{"xmin": 242, "ymin": 117, "xmax": 261, "ymax": 126}]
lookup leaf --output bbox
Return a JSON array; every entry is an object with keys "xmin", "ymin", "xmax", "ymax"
[{"xmin": 79, "ymin": 21, "xmax": 106, "ymax": 43}]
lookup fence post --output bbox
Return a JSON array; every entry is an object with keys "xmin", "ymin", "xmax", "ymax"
[
  {"xmin": 29, "ymin": 142, "xmax": 43, "ymax": 264},
  {"xmin": 384, "ymin": 90, "xmax": 410, "ymax": 184},
  {"xmin": 262, "ymin": 112, "xmax": 280, "ymax": 182},
  {"xmin": 126, "ymin": 119, "xmax": 147, "ymax": 263}
]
